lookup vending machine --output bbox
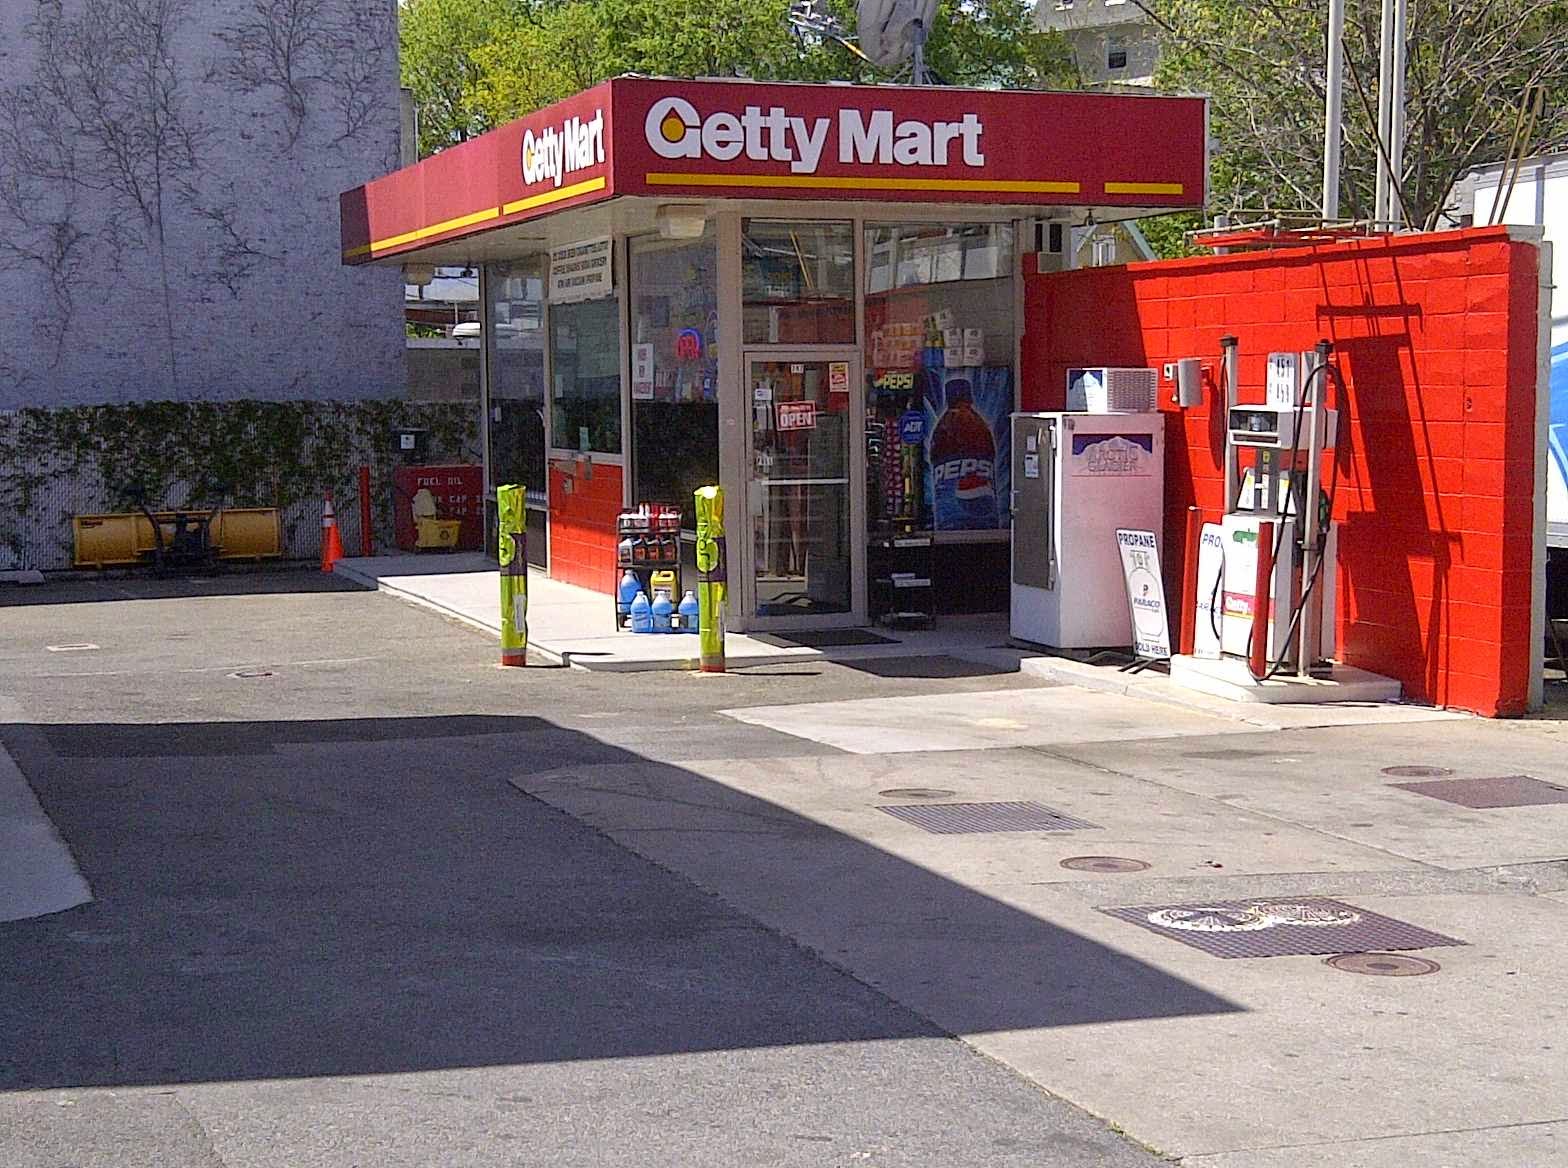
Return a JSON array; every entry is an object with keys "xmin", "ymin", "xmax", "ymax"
[{"xmin": 1009, "ymin": 411, "xmax": 1165, "ymax": 648}]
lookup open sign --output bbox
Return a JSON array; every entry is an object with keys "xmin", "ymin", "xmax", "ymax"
[{"xmin": 776, "ymin": 400, "xmax": 817, "ymax": 431}]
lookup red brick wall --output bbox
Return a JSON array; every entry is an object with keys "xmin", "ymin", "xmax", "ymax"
[
  {"xmin": 1021, "ymin": 227, "xmax": 1541, "ymax": 715},
  {"xmin": 547, "ymin": 459, "xmax": 623, "ymax": 594}
]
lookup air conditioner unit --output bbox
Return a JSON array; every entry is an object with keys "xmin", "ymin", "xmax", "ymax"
[{"xmin": 1066, "ymin": 366, "xmax": 1158, "ymax": 413}]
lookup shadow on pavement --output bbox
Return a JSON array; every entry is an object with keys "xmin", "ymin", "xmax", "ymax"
[
  {"xmin": 0, "ymin": 570, "xmax": 362, "ymax": 607},
  {"xmin": 0, "ymin": 714, "xmax": 1238, "ymax": 1091}
]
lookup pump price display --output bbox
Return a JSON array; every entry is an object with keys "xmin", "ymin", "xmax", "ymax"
[
  {"xmin": 1116, "ymin": 529, "xmax": 1171, "ymax": 660},
  {"xmin": 776, "ymin": 400, "xmax": 818, "ymax": 431}
]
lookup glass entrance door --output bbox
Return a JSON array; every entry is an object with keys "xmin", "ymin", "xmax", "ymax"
[{"xmin": 745, "ymin": 353, "xmax": 860, "ymax": 622}]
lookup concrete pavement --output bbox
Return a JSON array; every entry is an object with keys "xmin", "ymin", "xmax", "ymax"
[{"xmin": 4, "ymin": 571, "xmax": 1568, "ymax": 1166}]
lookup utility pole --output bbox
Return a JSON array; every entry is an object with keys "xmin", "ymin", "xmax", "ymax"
[
  {"xmin": 1322, "ymin": 0, "xmax": 1345, "ymax": 221},
  {"xmin": 1389, "ymin": 0, "xmax": 1408, "ymax": 227},
  {"xmin": 1374, "ymin": 0, "xmax": 1394, "ymax": 225}
]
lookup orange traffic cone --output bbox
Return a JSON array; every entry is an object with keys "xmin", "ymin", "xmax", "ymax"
[{"xmin": 321, "ymin": 490, "xmax": 345, "ymax": 573}]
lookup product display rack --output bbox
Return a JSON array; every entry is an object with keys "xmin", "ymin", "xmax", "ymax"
[
  {"xmin": 868, "ymin": 525, "xmax": 935, "ymax": 628},
  {"xmin": 614, "ymin": 506, "xmax": 684, "ymax": 630}
]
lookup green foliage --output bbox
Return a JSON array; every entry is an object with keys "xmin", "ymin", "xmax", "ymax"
[
  {"xmin": 398, "ymin": 0, "xmax": 517, "ymax": 156},
  {"xmin": 1149, "ymin": 0, "xmax": 1568, "ymax": 228},
  {"xmin": 400, "ymin": 0, "xmax": 1078, "ymax": 148},
  {"xmin": 1137, "ymin": 211, "xmax": 1204, "ymax": 260}
]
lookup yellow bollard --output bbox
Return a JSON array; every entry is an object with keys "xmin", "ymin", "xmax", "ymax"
[
  {"xmin": 498, "ymin": 484, "xmax": 527, "ymax": 666},
  {"xmin": 693, "ymin": 486, "xmax": 726, "ymax": 673}
]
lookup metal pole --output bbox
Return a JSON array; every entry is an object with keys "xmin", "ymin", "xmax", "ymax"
[
  {"xmin": 1389, "ymin": 0, "xmax": 1408, "ymax": 228},
  {"xmin": 357, "ymin": 464, "xmax": 374, "ymax": 557},
  {"xmin": 1220, "ymin": 336, "xmax": 1240, "ymax": 512},
  {"xmin": 1250, "ymin": 521, "xmax": 1275, "ymax": 681},
  {"xmin": 1374, "ymin": 0, "xmax": 1395, "ymax": 225},
  {"xmin": 1322, "ymin": 0, "xmax": 1346, "ymax": 221},
  {"xmin": 1180, "ymin": 506, "xmax": 1203, "ymax": 657}
]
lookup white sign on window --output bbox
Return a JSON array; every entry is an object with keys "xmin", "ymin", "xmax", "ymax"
[
  {"xmin": 549, "ymin": 237, "xmax": 612, "ymax": 303},
  {"xmin": 632, "ymin": 343, "xmax": 655, "ymax": 400}
]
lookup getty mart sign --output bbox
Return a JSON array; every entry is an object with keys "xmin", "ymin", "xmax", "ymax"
[
  {"xmin": 343, "ymin": 78, "xmax": 1206, "ymax": 263},
  {"xmin": 643, "ymin": 96, "xmax": 987, "ymax": 173}
]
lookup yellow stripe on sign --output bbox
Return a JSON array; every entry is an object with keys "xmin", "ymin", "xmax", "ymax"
[
  {"xmin": 370, "ymin": 205, "xmax": 501, "ymax": 253},
  {"xmin": 645, "ymin": 172, "xmax": 1080, "ymax": 195},
  {"xmin": 1104, "ymin": 181, "xmax": 1186, "ymax": 196},
  {"xmin": 347, "ymin": 175, "xmax": 609, "ymax": 260},
  {"xmin": 502, "ymin": 175, "xmax": 607, "ymax": 215}
]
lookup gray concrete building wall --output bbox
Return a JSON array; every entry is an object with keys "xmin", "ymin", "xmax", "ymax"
[{"xmin": 0, "ymin": 0, "xmax": 407, "ymax": 409}]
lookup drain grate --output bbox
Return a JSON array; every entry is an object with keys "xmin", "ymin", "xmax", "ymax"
[
  {"xmin": 1380, "ymin": 765, "xmax": 1454, "ymax": 778},
  {"xmin": 1101, "ymin": 897, "xmax": 1465, "ymax": 959},
  {"xmin": 1390, "ymin": 775, "xmax": 1568, "ymax": 809},
  {"xmin": 1060, "ymin": 856, "xmax": 1150, "ymax": 873},
  {"xmin": 1325, "ymin": 952, "xmax": 1442, "ymax": 977},
  {"xmin": 877, "ymin": 800, "xmax": 1099, "ymax": 834}
]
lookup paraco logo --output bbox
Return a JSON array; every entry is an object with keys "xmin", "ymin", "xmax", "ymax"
[
  {"xmin": 522, "ymin": 109, "xmax": 606, "ymax": 188},
  {"xmin": 644, "ymin": 97, "xmax": 984, "ymax": 175}
]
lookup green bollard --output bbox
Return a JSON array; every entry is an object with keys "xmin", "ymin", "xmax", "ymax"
[
  {"xmin": 693, "ymin": 485, "xmax": 726, "ymax": 673},
  {"xmin": 498, "ymin": 484, "xmax": 527, "ymax": 667}
]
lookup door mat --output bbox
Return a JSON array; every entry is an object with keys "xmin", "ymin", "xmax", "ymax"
[
  {"xmin": 843, "ymin": 655, "xmax": 1005, "ymax": 679},
  {"xmin": 755, "ymin": 629, "xmax": 900, "ymax": 648}
]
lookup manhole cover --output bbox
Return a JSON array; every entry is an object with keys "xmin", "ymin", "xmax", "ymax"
[
  {"xmin": 1060, "ymin": 855, "xmax": 1151, "ymax": 873},
  {"xmin": 877, "ymin": 788, "xmax": 956, "ymax": 800},
  {"xmin": 46, "ymin": 643, "xmax": 99, "ymax": 652},
  {"xmin": 877, "ymin": 801, "xmax": 1099, "ymax": 834},
  {"xmin": 1326, "ymin": 952, "xmax": 1442, "ymax": 977},
  {"xmin": 1390, "ymin": 775, "xmax": 1568, "ymax": 809},
  {"xmin": 1380, "ymin": 765, "xmax": 1453, "ymax": 778},
  {"xmin": 1101, "ymin": 897, "xmax": 1465, "ymax": 959},
  {"xmin": 228, "ymin": 668, "xmax": 274, "ymax": 679}
]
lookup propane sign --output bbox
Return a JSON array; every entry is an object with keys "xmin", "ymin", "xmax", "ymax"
[{"xmin": 1116, "ymin": 528, "xmax": 1170, "ymax": 660}]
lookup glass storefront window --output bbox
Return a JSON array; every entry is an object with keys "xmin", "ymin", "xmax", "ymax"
[
  {"xmin": 629, "ymin": 227, "xmax": 719, "ymax": 522},
  {"xmin": 742, "ymin": 219, "xmax": 855, "ymax": 345},
  {"xmin": 863, "ymin": 223, "xmax": 1016, "ymax": 534},
  {"xmin": 549, "ymin": 294, "xmax": 622, "ymax": 455},
  {"xmin": 485, "ymin": 258, "xmax": 547, "ymax": 497}
]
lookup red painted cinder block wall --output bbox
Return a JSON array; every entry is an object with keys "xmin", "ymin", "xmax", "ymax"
[
  {"xmin": 1021, "ymin": 226, "xmax": 1541, "ymax": 715},
  {"xmin": 548, "ymin": 460, "xmax": 622, "ymax": 594}
]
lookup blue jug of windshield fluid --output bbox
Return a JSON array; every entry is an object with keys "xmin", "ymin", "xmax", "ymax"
[
  {"xmin": 651, "ymin": 588, "xmax": 674, "ymax": 633},
  {"xmin": 617, "ymin": 569, "xmax": 641, "ymax": 623},
  {"xmin": 678, "ymin": 589, "xmax": 700, "ymax": 633},
  {"xmin": 629, "ymin": 590, "xmax": 653, "ymax": 633}
]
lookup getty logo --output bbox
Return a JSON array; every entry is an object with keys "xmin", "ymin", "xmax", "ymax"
[{"xmin": 644, "ymin": 96, "xmax": 984, "ymax": 174}]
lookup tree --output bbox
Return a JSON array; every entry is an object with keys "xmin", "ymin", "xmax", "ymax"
[
  {"xmin": 398, "ymin": 0, "xmax": 516, "ymax": 156},
  {"xmin": 1141, "ymin": 0, "xmax": 1568, "ymax": 230},
  {"xmin": 399, "ymin": 0, "xmax": 1076, "ymax": 151}
]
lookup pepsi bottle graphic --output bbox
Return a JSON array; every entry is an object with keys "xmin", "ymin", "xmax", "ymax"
[{"xmin": 929, "ymin": 377, "xmax": 998, "ymax": 529}]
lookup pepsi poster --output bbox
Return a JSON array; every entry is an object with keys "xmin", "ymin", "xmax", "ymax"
[{"xmin": 920, "ymin": 366, "xmax": 1013, "ymax": 530}]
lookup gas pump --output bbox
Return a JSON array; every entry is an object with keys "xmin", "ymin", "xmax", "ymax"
[{"xmin": 1212, "ymin": 337, "xmax": 1342, "ymax": 677}]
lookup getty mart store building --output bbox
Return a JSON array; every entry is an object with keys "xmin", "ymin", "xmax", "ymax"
[{"xmin": 341, "ymin": 77, "xmax": 1206, "ymax": 632}]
